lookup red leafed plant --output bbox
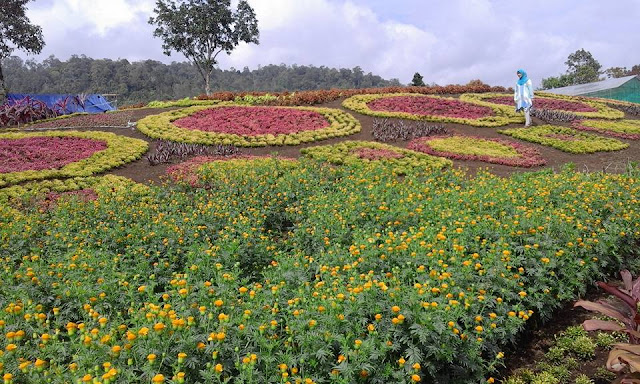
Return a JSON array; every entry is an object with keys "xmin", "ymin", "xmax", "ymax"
[
  {"xmin": 352, "ymin": 147, "xmax": 404, "ymax": 160},
  {"xmin": 575, "ymin": 270, "xmax": 640, "ymax": 378},
  {"xmin": 173, "ymin": 106, "xmax": 329, "ymax": 135},
  {"xmin": 367, "ymin": 96, "xmax": 495, "ymax": 119}
]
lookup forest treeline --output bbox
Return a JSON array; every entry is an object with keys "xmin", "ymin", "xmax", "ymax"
[{"xmin": 2, "ymin": 55, "xmax": 401, "ymax": 105}]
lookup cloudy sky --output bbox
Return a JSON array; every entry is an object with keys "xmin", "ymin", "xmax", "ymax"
[{"xmin": 17, "ymin": 0, "xmax": 640, "ymax": 88}]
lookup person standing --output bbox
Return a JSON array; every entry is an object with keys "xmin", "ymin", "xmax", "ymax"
[{"xmin": 514, "ymin": 69, "xmax": 534, "ymax": 126}]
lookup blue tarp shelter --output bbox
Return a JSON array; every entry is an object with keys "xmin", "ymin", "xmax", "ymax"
[{"xmin": 6, "ymin": 94, "xmax": 115, "ymax": 114}]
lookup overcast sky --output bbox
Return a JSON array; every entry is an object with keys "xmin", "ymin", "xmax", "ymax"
[{"xmin": 16, "ymin": 0, "xmax": 640, "ymax": 88}]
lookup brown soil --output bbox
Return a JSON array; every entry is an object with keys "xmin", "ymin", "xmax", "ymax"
[{"xmin": 76, "ymin": 100, "xmax": 640, "ymax": 185}]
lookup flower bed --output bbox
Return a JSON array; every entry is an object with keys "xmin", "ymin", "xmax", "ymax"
[
  {"xmin": 137, "ymin": 105, "xmax": 360, "ymax": 147},
  {"xmin": 461, "ymin": 93, "xmax": 625, "ymax": 120},
  {"xmin": 572, "ymin": 119, "xmax": 640, "ymax": 140},
  {"xmin": 173, "ymin": 106, "xmax": 330, "ymax": 135},
  {"xmin": 0, "ymin": 175, "xmax": 147, "ymax": 212},
  {"xmin": 408, "ymin": 135, "xmax": 546, "ymax": 167},
  {"xmin": 1, "ymin": 136, "xmax": 107, "ymax": 173},
  {"xmin": 498, "ymin": 125, "xmax": 629, "ymax": 153},
  {"xmin": 26, "ymin": 111, "xmax": 135, "ymax": 129},
  {"xmin": 301, "ymin": 140, "xmax": 451, "ymax": 174},
  {"xmin": 343, "ymin": 93, "xmax": 522, "ymax": 127},
  {"xmin": 0, "ymin": 160, "xmax": 639, "ymax": 383},
  {"xmin": 166, "ymin": 155, "xmax": 296, "ymax": 186},
  {"xmin": 485, "ymin": 96, "xmax": 598, "ymax": 112},
  {"xmin": 0, "ymin": 131, "xmax": 148, "ymax": 187}
]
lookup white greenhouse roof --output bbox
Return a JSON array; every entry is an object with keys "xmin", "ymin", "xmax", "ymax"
[{"xmin": 545, "ymin": 75, "xmax": 639, "ymax": 96}]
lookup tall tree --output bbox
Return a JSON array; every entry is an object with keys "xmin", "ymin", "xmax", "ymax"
[
  {"xmin": 149, "ymin": 0, "xmax": 259, "ymax": 95},
  {"xmin": 564, "ymin": 48, "xmax": 602, "ymax": 85},
  {"xmin": 411, "ymin": 72, "xmax": 425, "ymax": 87},
  {"xmin": 0, "ymin": 0, "xmax": 44, "ymax": 103}
]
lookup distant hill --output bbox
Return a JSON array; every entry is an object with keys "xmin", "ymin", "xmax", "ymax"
[{"xmin": 2, "ymin": 55, "xmax": 401, "ymax": 105}]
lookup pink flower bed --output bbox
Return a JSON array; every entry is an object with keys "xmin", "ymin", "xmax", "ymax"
[
  {"xmin": 407, "ymin": 135, "xmax": 546, "ymax": 168},
  {"xmin": 366, "ymin": 96, "xmax": 495, "ymax": 119},
  {"xmin": 543, "ymin": 133, "xmax": 579, "ymax": 141},
  {"xmin": 352, "ymin": 148, "xmax": 404, "ymax": 160},
  {"xmin": 173, "ymin": 107, "xmax": 330, "ymax": 135},
  {"xmin": 0, "ymin": 137, "xmax": 108, "ymax": 173},
  {"xmin": 486, "ymin": 96, "xmax": 598, "ymax": 112}
]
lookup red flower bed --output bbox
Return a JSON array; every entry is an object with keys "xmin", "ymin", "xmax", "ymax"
[
  {"xmin": 173, "ymin": 107, "xmax": 329, "ymax": 135},
  {"xmin": 486, "ymin": 96, "xmax": 598, "ymax": 112},
  {"xmin": 353, "ymin": 148, "xmax": 404, "ymax": 160},
  {"xmin": 366, "ymin": 96, "xmax": 494, "ymax": 119},
  {"xmin": 407, "ymin": 135, "xmax": 546, "ymax": 168},
  {"xmin": 29, "ymin": 112, "xmax": 135, "ymax": 128},
  {"xmin": 0, "ymin": 137, "xmax": 108, "ymax": 173}
]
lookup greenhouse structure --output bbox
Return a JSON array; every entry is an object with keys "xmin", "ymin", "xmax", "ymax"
[{"xmin": 545, "ymin": 74, "xmax": 640, "ymax": 103}]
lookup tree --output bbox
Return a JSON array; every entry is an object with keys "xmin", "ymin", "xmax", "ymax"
[
  {"xmin": 0, "ymin": 0, "xmax": 44, "ymax": 103},
  {"xmin": 564, "ymin": 48, "xmax": 602, "ymax": 84},
  {"xmin": 411, "ymin": 72, "xmax": 425, "ymax": 86},
  {"xmin": 540, "ymin": 49, "xmax": 602, "ymax": 89},
  {"xmin": 149, "ymin": 0, "xmax": 259, "ymax": 95}
]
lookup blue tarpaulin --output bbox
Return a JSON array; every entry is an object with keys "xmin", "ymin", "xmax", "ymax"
[{"xmin": 6, "ymin": 94, "xmax": 115, "ymax": 114}]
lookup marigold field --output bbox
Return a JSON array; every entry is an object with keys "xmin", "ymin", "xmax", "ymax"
[{"xmin": 1, "ymin": 158, "xmax": 639, "ymax": 384}]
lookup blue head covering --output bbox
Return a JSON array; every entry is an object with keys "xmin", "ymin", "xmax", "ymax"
[{"xmin": 517, "ymin": 69, "xmax": 528, "ymax": 86}]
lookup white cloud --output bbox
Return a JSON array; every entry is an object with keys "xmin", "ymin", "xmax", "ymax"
[{"xmin": 18, "ymin": 0, "xmax": 640, "ymax": 88}]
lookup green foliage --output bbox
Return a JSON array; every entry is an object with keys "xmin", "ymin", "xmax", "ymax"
[
  {"xmin": 573, "ymin": 374, "xmax": 593, "ymax": 384},
  {"xmin": 0, "ymin": 0, "xmax": 45, "ymax": 101},
  {"xmin": 540, "ymin": 49, "xmax": 603, "ymax": 89},
  {"xmin": 544, "ymin": 346, "xmax": 567, "ymax": 363},
  {"xmin": 593, "ymin": 367, "xmax": 616, "ymax": 382},
  {"xmin": 2, "ymin": 161, "xmax": 640, "ymax": 383},
  {"xmin": 146, "ymin": 97, "xmax": 220, "ymax": 108},
  {"xmin": 498, "ymin": 125, "xmax": 629, "ymax": 154},
  {"xmin": 555, "ymin": 326, "xmax": 595, "ymax": 359},
  {"xmin": 2, "ymin": 56, "xmax": 402, "ymax": 105},
  {"xmin": 594, "ymin": 331, "xmax": 618, "ymax": 348},
  {"xmin": 531, "ymin": 371, "xmax": 561, "ymax": 384},
  {"xmin": 149, "ymin": 0, "xmax": 259, "ymax": 95},
  {"xmin": 411, "ymin": 72, "xmax": 426, "ymax": 87}
]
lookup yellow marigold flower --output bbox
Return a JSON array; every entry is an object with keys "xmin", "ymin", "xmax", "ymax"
[
  {"xmin": 216, "ymin": 332, "xmax": 225, "ymax": 341},
  {"xmin": 398, "ymin": 357, "xmax": 406, "ymax": 366},
  {"xmin": 138, "ymin": 327, "xmax": 149, "ymax": 336},
  {"xmin": 309, "ymin": 319, "xmax": 317, "ymax": 327},
  {"xmin": 374, "ymin": 313, "xmax": 382, "ymax": 321},
  {"xmin": 112, "ymin": 345, "xmax": 122, "ymax": 354},
  {"xmin": 153, "ymin": 322, "xmax": 165, "ymax": 332},
  {"xmin": 279, "ymin": 363, "xmax": 288, "ymax": 372},
  {"xmin": 214, "ymin": 363, "xmax": 223, "ymax": 373},
  {"xmin": 147, "ymin": 353, "xmax": 157, "ymax": 362},
  {"xmin": 412, "ymin": 374, "xmax": 421, "ymax": 382},
  {"xmin": 508, "ymin": 311, "xmax": 516, "ymax": 317},
  {"xmin": 5, "ymin": 344, "xmax": 17, "ymax": 352},
  {"xmin": 152, "ymin": 374, "xmax": 165, "ymax": 383},
  {"xmin": 367, "ymin": 324, "xmax": 375, "ymax": 332},
  {"xmin": 412, "ymin": 363, "xmax": 421, "ymax": 370},
  {"xmin": 3, "ymin": 373, "xmax": 13, "ymax": 382},
  {"xmin": 81, "ymin": 374, "xmax": 92, "ymax": 383},
  {"xmin": 475, "ymin": 326, "xmax": 483, "ymax": 332},
  {"xmin": 519, "ymin": 291, "xmax": 527, "ymax": 297},
  {"xmin": 214, "ymin": 299, "xmax": 224, "ymax": 307},
  {"xmin": 35, "ymin": 358, "xmax": 46, "ymax": 368},
  {"xmin": 391, "ymin": 306, "xmax": 401, "ymax": 313},
  {"xmin": 137, "ymin": 285, "xmax": 146, "ymax": 293}
]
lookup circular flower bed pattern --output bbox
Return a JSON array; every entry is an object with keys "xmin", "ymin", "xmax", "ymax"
[
  {"xmin": 137, "ymin": 104, "xmax": 360, "ymax": 147},
  {"xmin": 498, "ymin": 125, "xmax": 629, "ymax": 154},
  {"xmin": 343, "ymin": 93, "xmax": 521, "ymax": 127},
  {"xmin": 572, "ymin": 119, "xmax": 640, "ymax": 140},
  {"xmin": 407, "ymin": 135, "xmax": 546, "ymax": 167},
  {"xmin": 461, "ymin": 93, "xmax": 624, "ymax": 120},
  {"xmin": 301, "ymin": 140, "xmax": 452, "ymax": 175},
  {"xmin": 0, "ymin": 131, "xmax": 148, "ymax": 187}
]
